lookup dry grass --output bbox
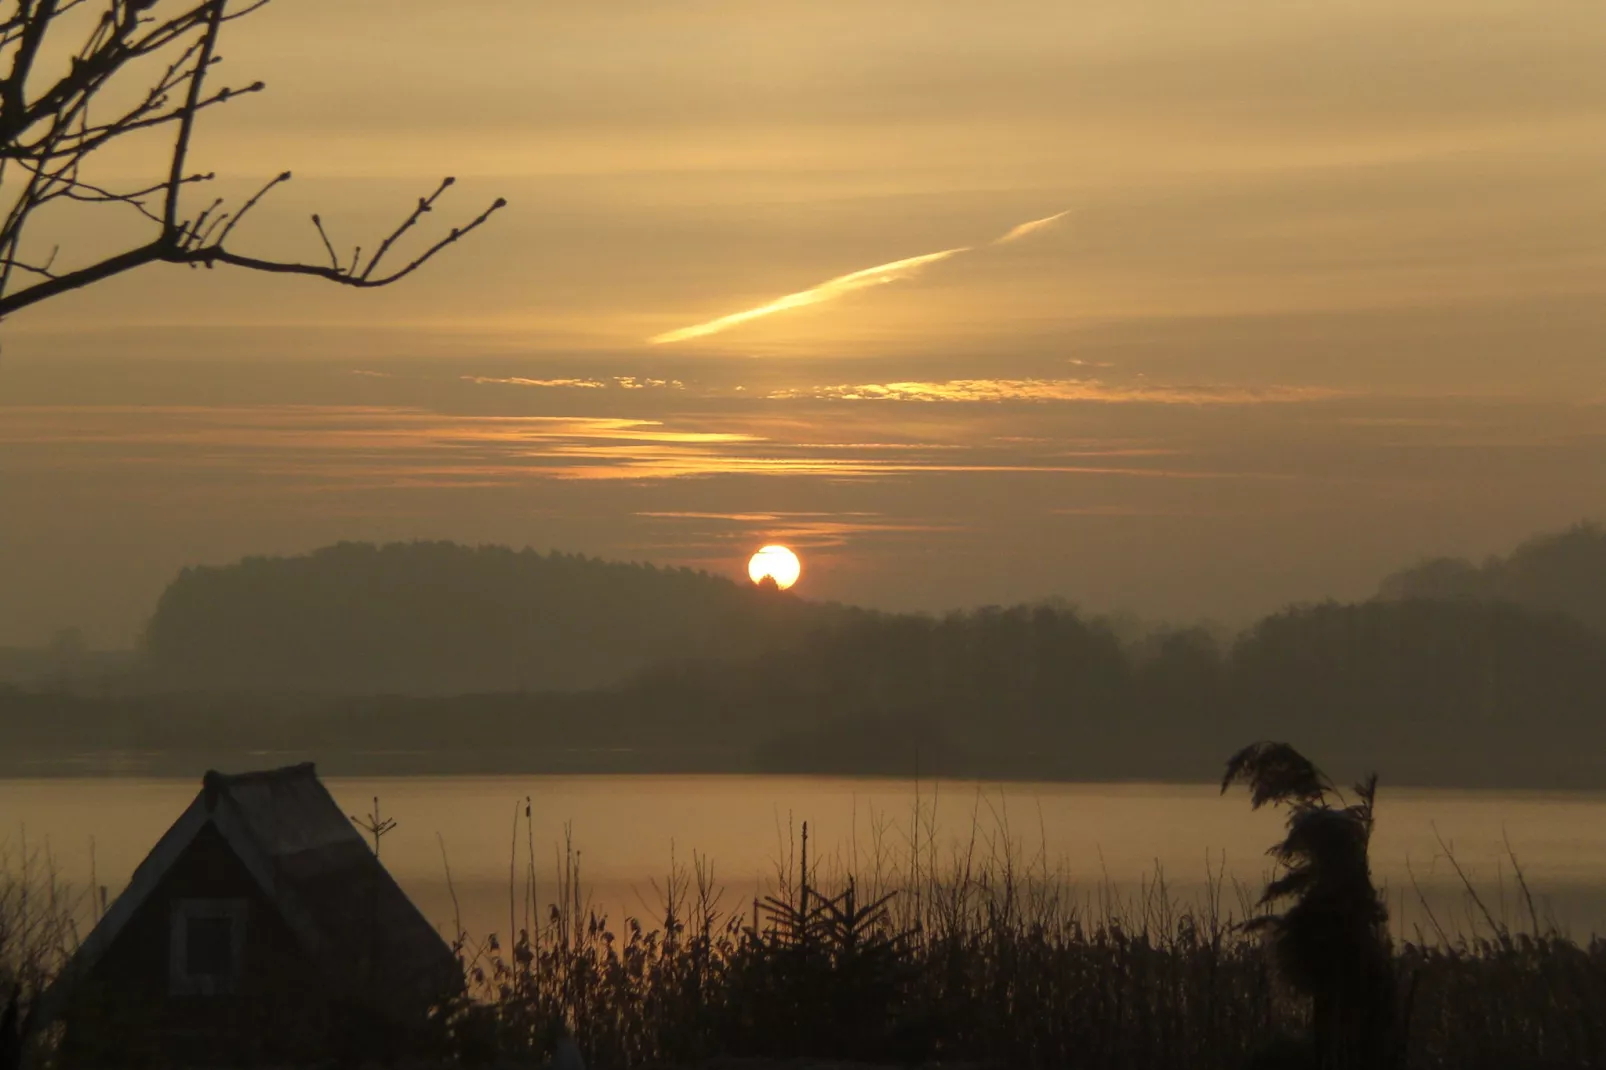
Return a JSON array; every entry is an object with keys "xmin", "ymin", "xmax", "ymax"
[
  {"xmin": 9, "ymin": 799, "xmax": 1605, "ymax": 1069},
  {"xmin": 435, "ymin": 800, "xmax": 1606, "ymax": 1070},
  {"xmin": 1, "ymin": 833, "xmax": 86, "ymax": 1070}
]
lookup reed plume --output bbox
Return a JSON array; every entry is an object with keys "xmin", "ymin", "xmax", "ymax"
[{"xmin": 1223, "ymin": 741, "xmax": 1395, "ymax": 1069}]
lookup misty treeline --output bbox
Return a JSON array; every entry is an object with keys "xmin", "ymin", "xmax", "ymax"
[
  {"xmin": 142, "ymin": 542, "xmax": 850, "ymax": 692},
  {"xmin": 129, "ymin": 522, "xmax": 1606, "ymax": 695},
  {"xmin": 695, "ymin": 595, "xmax": 1606, "ymax": 785},
  {"xmin": 1378, "ymin": 521, "xmax": 1606, "ymax": 635},
  {"xmin": 6, "ymin": 525, "xmax": 1606, "ymax": 787}
]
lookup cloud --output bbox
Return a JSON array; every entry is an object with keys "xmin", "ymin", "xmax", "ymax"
[
  {"xmin": 993, "ymin": 210, "xmax": 1069, "ymax": 245},
  {"xmin": 462, "ymin": 375, "xmax": 609, "ymax": 389},
  {"xmin": 650, "ymin": 248, "xmax": 967, "ymax": 344},
  {"xmin": 614, "ymin": 376, "xmax": 686, "ymax": 390},
  {"xmin": 461, "ymin": 375, "xmax": 686, "ymax": 390},
  {"xmin": 2, "ymin": 404, "xmax": 1256, "ymax": 485},
  {"xmin": 635, "ymin": 510, "xmax": 959, "ymax": 547},
  {"xmin": 768, "ymin": 379, "xmax": 1343, "ymax": 404}
]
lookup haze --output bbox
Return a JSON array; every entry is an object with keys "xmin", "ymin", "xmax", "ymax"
[{"xmin": 3, "ymin": 0, "xmax": 1605, "ymax": 646}]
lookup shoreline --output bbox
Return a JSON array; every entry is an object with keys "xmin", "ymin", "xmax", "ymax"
[{"xmin": 6, "ymin": 749, "xmax": 1606, "ymax": 795}]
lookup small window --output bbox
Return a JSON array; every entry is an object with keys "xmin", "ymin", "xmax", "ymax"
[{"xmin": 169, "ymin": 898, "xmax": 248, "ymax": 996}]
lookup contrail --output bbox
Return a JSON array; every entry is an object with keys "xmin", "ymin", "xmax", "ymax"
[
  {"xmin": 648, "ymin": 208, "xmax": 1068, "ymax": 344},
  {"xmin": 993, "ymin": 209, "xmax": 1068, "ymax": 245},
  {"xmin": 650, "ymin": 248, "xmax": 967, "ymax": 345}
]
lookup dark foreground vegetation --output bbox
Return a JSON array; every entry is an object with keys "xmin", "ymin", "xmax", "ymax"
[
  {"xmin": 435, "ymin": 848, "xmax": 1602, "ymax": 1069},
  {"xmin": 5, "ymin": 746, "xmax": 1605, "ymax": 1069}
]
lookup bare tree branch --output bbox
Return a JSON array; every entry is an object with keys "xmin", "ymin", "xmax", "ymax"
[
  {"xmin": 163, "ymin": 0, "xmax": 220, "ymax": 230},
  {"xmin": 212, "ymin": 168, "xmax": 285, "ymax": 244},
  {"xmin": 361, "ymin": 176, "xmax": 453, "ymax": 281},
  {"xmin": 0, "ymin": 186, "xmax": 508, "ymax": 317},
  {"xmin": 0, "ymin": 0, "xmax": 505, "ymax": 324},
  {"xmin": 180, "ymin": 194, "xmax": 509, "ymax": 287},
  {"xmin": 310, "ymin": 213, "xmax": 339, "ymax": 272}
]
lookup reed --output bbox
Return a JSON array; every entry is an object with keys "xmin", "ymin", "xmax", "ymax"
[
  {"xmin": 436, "ymin": 790, "xmax": 1606, "ymax": 1070},
  {"xmin": 10, "ymin": 787, "xmax": 1604, "ymax": 1069},
  {"xmin": 1, "ymin": 833, "xmax": 83, "ymax": 1070}
]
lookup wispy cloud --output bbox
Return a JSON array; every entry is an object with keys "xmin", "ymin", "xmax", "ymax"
[
  {"xmin": 461, "ymin": 375, "xmax": 609, "ymax": 389},
  {"xmin": 3, "ymin": 404, "xmax": 1262, "ymax": 485},
  {"xmin": 635, "ymin": 510, "xmax": 957, "ymax": 547},
  {"xmin": 462, "ymin": 375, "xmax": 686, "ymax": 390},
  {"xmin": 769, "ymin": 379, "xmax": 1343, "ymax": 404},
  {"xmin": 993, "ymin": 210, "xmax": 1069, "ymax": 245},
  {"xmin": 650, "ymin": 248, "xmax": 966, "ymax": 344},
  {"xmin": 1049, "ymin": 504, "xmax": 1226, "ymax": 517},
  {"xmin": 615, "ymin": 376, "xmax": 685, "ymax": 390}
]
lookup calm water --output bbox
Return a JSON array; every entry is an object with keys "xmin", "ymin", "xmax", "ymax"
[{"xmin": 5, "ymin": 775, "xmax": 1606, "ymax": 942}]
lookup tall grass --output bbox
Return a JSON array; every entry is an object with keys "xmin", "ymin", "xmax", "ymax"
[
  {"xmin": 1, "ymin": 833, "xmax": 84, "ymax": 1070},
  {"xmin": 11, "ymin": 793, "xmax": 1605, "ymax": 1069},
  {"xmin": 434, "ymin": 793, "xmax": 1606, "ymax": 1069}
]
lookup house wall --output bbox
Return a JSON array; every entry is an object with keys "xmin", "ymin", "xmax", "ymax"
[{"xmin": 60, "ymin": 823, "xmax": 344, "ymax": 1067}]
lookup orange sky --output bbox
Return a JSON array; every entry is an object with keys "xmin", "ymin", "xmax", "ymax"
[{"xmin": 2, "ymin": 0, "xmax": 1605, "ymax": 644}]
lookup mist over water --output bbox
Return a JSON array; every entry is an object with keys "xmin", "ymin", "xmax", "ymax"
[{"xmin": 9, "ymin": 774, "xmax": 1606, "ymax": 944}]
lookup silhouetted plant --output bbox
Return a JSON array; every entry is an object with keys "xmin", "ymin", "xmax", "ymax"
[
  {"xmin": 435, "ymin": 803, "xmax": 1606, "ymax": 1070},
  {"xmin": 1223, "ymin": 741, "xmax": 1395, "ymax": 1070},
  {"xmin": 12, "ymin": 777, "xmax": 1606, "ymax": 1070},
  {"xmin": 0, "ymin": 836, "xmax": 80, "ymax": 1070},
  {"xmin": 0, "ymin": 984, "xmax": 31, "ymax": 1070},
  {"xmin": 734, "ymin": 823, "xmax": 919, "ymax": 1060}
]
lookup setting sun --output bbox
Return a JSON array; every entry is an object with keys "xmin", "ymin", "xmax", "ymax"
[{"xmin": 747, "ymin": 545, "xmax": 801, "ymax": 590}]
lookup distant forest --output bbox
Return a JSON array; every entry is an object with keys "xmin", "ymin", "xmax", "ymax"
[
  {"xmin": 1379, "ymin": 521, "xmax": 1606, "ymax": 634},
  {"xmin": 141, "ymin": 541, "xmax": 850, "ymax": 692},
  {"xmin": 4, "ymin": 524, "xmax": 1605, "ymax": 788}
]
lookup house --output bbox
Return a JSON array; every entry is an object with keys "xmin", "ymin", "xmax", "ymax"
[{"xmin": 50, "ymin": 763, "xmax": 461, "ymax": 1066}]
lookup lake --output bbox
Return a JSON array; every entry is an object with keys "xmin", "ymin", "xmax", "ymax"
[{"xmin": 5, "ymin": 774, "xmax": 1606, "ymax": 943}]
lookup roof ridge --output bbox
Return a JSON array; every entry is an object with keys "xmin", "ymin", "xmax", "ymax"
[
  {"xmin": 205, "ymin": 758, "xmax": 314, "ymax": 784},
  {"xmin": 203, "ymin": 761, "xmax": 318, "ymax": 790}
]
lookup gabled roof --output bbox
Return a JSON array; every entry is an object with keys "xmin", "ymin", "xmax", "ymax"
[{"xmin": 58, "ymin": 763, "xmax": 460, "ymax": 1008}]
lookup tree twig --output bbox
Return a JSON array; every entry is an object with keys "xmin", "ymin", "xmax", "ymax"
[
  {"xmin": 163, "ymin": 0, "xmax": 222, "ymax": 232},
  {"xmin": 0, "ymin": 2, "xmax": 506, "ymax": 322}
]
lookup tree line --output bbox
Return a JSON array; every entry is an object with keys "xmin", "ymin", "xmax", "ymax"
[
  {"xmin": 141, "ymin": 541, "xmax": 848, "ymax": 692},
  {"xmin": 9, "ymin": 581, "xmax": 1606, "ymax": 788},
  {"xmin": 1378, "ymin": 521, "xmax": 1606, "ymax": 634}
]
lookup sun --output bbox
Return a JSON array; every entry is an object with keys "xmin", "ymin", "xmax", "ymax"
[{"xmin": 747, "ymin": 545, "xmax": 801, "ymax": 590}]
